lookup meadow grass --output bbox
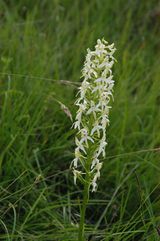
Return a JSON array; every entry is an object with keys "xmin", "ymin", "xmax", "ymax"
[{"xmin": 0, "ymin": 0, "xmax": 160, "ymax": 240}]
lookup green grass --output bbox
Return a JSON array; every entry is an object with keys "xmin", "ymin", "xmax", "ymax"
[{"xmin": 0, "ymin": 0, "xmax": 160, "ymax": 240}]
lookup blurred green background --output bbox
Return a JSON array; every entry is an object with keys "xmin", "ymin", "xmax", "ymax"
[{"xmin": 0, "ymin": 0, "xmax": 160, "ymax": 240}]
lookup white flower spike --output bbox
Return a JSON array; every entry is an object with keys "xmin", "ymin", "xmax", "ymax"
[{"xmin": 71, "ymin": 38, "xmax": 116, "ymax": 191}]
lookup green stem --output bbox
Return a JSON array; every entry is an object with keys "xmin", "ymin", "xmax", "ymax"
[{"xmin": 78, "ymin": 172, "xmax": 90, "ymax": 241}]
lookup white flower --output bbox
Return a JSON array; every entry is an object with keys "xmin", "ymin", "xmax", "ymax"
[
  {"xmin": 101, "ymin": 115, "xmax": 109, "ymax": 129},
  {"xmin": 91, "ymin": 155, "xmax": 99, "ymax": 169},
  {"xmin": 71, "ymin": 38, "xmax": 116, "ymax": 192},
  {"xmin": 92, "ymin": 182, "xmax": 97, "ymax": 192},
  {"xmin": 74, "ymin": 101, "xmax": 87, "ymax": 130},
  {"xmin": 79, "ymin": 128, "xmax": 94, "ymax": 147},
  {"xmin": 86, "ymin": 101, "xmax": 101, "ymax": 119},
  {"xmin": 75, "ymin": 137, "xmax": 86, "ymax": 154},
  {"xmin": 72, "ymin": 147, "xmax": 83, "ymax": 168},
  {"xmin": 74, "ymin": 120, "xmax": 81, "ymax": 130},
  {"xmin": 77, "ymin": 80, "xmax": 90, "ymax": 100},
  {"xmin": 90, "ymin": 120, "xmax": 103, "ymax": 137},
  {"xmin": 91, "ymin": 162, "xmax": 103, "ymax": 192},
  {"xmin": 73, "ymin": 169, "xmax": 82, "ymax": 185},
  {"xmin": 97, "ymin": 136, "xmax": 107, "ymax": 157},
  {"xmin": 72, "ymin": 157, "xmax": 78, "ymax": 168}
]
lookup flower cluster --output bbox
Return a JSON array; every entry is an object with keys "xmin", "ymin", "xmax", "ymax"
[{"xmin": 72, "ymin": 39, "xmax": 116, "ymax": 192}]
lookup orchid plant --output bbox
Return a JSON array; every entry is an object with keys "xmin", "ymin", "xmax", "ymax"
[{"xmin": 71, "ymin": 38, "xmax": 116, "ymax": 240}]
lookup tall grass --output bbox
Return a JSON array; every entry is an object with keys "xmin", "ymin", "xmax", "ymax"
[{"xmin": 0, "ymin": 0, "xmax": 160, "ymax": 240}]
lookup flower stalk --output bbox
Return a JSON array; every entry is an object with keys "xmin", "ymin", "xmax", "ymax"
[{"xmin": 71, "ymin": 38, "xmax": 116, "ymax": 240}]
